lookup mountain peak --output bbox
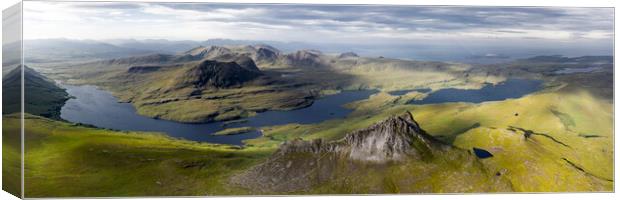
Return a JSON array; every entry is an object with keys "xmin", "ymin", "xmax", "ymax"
[
  {"xmin": 231, "ymin": 111, "xmax": 450, "ymax": 193},
  {"xmin": 275, "ymin": 111, "xmax": 446, "ymax": 162},
  {"xmin": 172, "ymin": 59, "xmax": 263, "ymax": 89}
]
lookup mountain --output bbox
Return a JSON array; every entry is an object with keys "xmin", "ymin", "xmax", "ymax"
[
  {"xmin": 171, "ymin": 59, "xmax": 263, "ymax": 89},
  {"xmin": 275, "ymin": 111, "xmax": 448, "ymax": 162},
  {"xmin": 89, "ymin": 51, "xmax": 313, "ymax": 123},
  {"xmin": 229, "ymin": 112, "xmax": 509, "ymax": 193},
  {"xmin": 2, "ymin": 66, "xmax": 69, "ymax": 119},
  {"xmin": 61, "ymin": 44, "xmax": 485, "ymax": 123}
]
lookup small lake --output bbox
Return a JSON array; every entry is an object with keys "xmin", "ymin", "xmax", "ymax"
[
  {"xmin": 409, "ymin": 79, "xmax": 543, "ymax": 104},
  {"xmin": 60, "ymin": 85, "xmax": 376, "ymax": 145}
]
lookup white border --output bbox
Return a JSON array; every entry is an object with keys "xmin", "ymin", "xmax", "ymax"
[{"xmin": 1, "ymin": 1, "xmax": 617, "ymax": 200}]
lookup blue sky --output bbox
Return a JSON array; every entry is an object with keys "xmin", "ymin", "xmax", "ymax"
[{"xmin": 22, "ymin": 1, "xmax": 614, "ymax": 59}]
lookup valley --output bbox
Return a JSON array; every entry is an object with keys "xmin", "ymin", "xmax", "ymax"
[
  {"xmin": 40, "ymin": 44, "xmax": 500, "ymax": 123},
  {"xmin": 2, "ymin": 42, "xmax": 614, "ymax": 196},
  {"xmin": 1, "ymin": 3, "xmax": 614, "ymax": 198}
]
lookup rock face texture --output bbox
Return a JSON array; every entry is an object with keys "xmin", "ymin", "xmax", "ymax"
[
  {"xmin": 275, "ymin": 111, "xmax": 447, "ymax": 162},
  {"xmin": 173, "ymin": 59, "xmax": 263, "ymax": 89},
  {"xmin": 230, "ymin": 111, "xmax": 450, "ymax": 193}
]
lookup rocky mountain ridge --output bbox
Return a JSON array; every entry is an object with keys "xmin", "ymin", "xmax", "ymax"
[
  {"xmin": 230, "ymin": 111, "xmax": 454, "ymax": 193},
  {"xmin": 274, "ymin": 111, "xmax": 449, "ymax": 162}
]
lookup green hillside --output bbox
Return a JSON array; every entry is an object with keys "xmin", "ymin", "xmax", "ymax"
[{"xmin": 2, "ymin": 66, "xmax": 69, "ymax": 119}]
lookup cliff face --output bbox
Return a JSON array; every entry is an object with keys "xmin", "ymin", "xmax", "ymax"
[{"xmin": 230, "ymin": 111, "xmax": 453, "ymax": 193}]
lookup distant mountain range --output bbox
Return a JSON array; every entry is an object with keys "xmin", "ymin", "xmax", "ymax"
[
  {"xmin": 18, "ymin": 38, "xmax": 330, "ymax": 64},
  {"xmin": 12, "ymin": 38, "xmax": 614, "ymax": 65}
]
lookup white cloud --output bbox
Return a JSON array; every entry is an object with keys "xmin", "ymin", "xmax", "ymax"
[{"xmin": 22, "ymin": 1, "xmax": 613, "ymax": 46}]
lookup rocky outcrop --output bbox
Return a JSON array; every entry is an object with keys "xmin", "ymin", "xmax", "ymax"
[
  {"xmin": 230, "ymin": 111, "xmax": 450, "ymax": 193},
  {"xmin": 274, "ymin": 111, "xmax": 448, "ymax": 162}
]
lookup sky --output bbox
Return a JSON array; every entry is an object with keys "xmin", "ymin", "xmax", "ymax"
[{"xmin": 22, "ymin": 1, "xmax": 614, "ymax": 60}]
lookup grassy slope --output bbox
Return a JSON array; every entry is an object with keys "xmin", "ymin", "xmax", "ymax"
[
  {"xmin": 213, "ymin": 127, "xmax": 255, "ymax": 136},
  {"xmin": 9, "ymin": 54, "xmax": 612, "ymax": 195},
  {"xmin": 307, "ymin": 150, "xmax": 513, "ymax": 194},
  {"xmin": 3, "ymin": 114, "xmax": 272, "ymax": 197},
  {"xmin": 2, "ymin": 85, "xmax": 612, "ymax": 196},
  {"xmin": 2, "ymin": 114, "xmax": 21, "ymax": 197},
  {"xmin": 246, "ymin": 88, "xmax": 613, "ymax": 192}
]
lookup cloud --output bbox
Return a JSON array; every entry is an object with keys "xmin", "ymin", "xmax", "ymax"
[{"xmin": 22, "ymin": 1, "xmax": 613, "ymax": 44}]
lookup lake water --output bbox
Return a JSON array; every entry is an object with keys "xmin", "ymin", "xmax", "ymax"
[
  {"xmin": 61, "ymin": 78, "xmax": 542, "ymax": 145},
  {"xmin": 473, "ymin": 147, "xmax": 494, "ymax": 159},
  {"xmin": 408, "ymin": 79, "xmax": 543, "ymax": 104},
  {"xmin": 60, "ymin": 85, "xmax": 376, "ymax": 145}
]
